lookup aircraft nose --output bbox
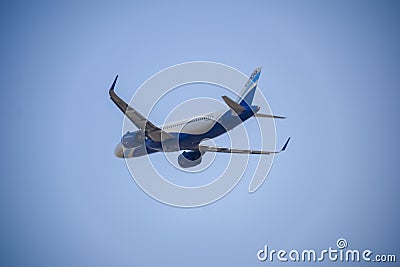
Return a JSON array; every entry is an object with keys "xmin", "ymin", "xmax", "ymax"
[{"xmin": 114, "ymin": 143, "xmax": 124, "ymax": 158}]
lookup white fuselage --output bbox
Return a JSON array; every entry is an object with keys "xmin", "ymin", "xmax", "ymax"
[
  {"xmin": 160, "ymin": 110, "xmax": 225, "ymax": 135},
  {"xmin": 114, "ymin": 109, "xmax": 227, "ymax": 158}
]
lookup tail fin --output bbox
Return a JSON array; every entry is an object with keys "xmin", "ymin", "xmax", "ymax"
[{"xmin": 237, "ymin": 67, "xmax": 262, "ymax": 108}]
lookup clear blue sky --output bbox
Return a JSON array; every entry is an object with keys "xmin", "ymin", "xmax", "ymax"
[{"xmin": 1, "ymin": 0, "xmax": 399, "ymax": 266}]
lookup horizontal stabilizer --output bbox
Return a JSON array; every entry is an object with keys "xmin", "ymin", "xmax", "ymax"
[
  {"xmin": 254, "ymin": 113, "xmax": 286, "ymax": 119},
  {"xmin": 222, "ymin": 95, "xmax": 245, "ymax": 115}
]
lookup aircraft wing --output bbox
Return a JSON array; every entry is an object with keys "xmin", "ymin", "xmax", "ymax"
[
  {"xmin": 199, "ymin": 137, "xmax": 290, "ymax": 155},
  {"xmin": 109, "ymin": 76, "xmax": 174, "ymax": 142}
]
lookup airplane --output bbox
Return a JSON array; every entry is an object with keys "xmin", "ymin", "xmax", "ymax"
[{"xmin": 109, "ymin": 67, "xmax": 290, "ymax": 168}]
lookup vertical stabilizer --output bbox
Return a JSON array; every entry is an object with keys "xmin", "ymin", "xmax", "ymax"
[{"xmin": 237, "ymin": 67, "xmax": 262, "ymax": 108}]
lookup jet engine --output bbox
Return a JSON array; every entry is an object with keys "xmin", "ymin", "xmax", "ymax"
[
  {"xmin": 121, "ymin": 130, "xmax": 145, "ymax": 148},
  {"xmin": 178, "ymin": 150, "xmax": 202, "ymax": 168}
]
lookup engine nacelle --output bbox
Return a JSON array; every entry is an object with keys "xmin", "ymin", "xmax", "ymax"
[
  {"xmin": 121, "ymin": 131, "xmax": 145, "ymax": 148},
  {"xmin": 178, "ymin": 150, "xmax": 202, "ymax": 168}
]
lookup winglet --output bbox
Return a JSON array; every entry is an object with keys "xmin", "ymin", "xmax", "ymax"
[
  {"xmin": 109, "ymin": 75, "xmax": 118, "ymax": 92},
  {"xmin": 281, "ymin": 137, "xmax": 291, "ymax": 152}
]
